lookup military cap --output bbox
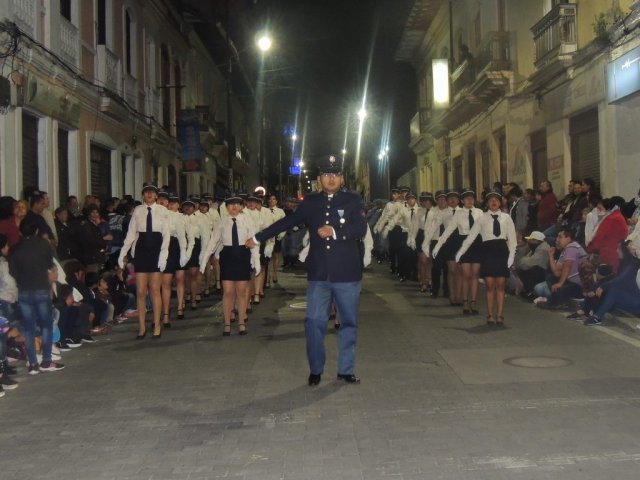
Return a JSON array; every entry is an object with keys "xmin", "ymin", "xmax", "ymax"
[
  {"xmin": 142, "ymin": 182, "xmax": 158, "ymax": 193},
  {"xmin": 318, "ymin": 154, "xmax": 343, "ymax": 175},
  {"xmin": 460, "ymin": 189, "xmax": 475, "ymax": 199}
]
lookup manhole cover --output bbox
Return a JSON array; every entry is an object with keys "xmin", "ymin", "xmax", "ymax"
[
  {"xmin": 289, "ymin": 302, "xmax": 307, "ymax": 309},
  {"xmin": 503, "ymin": 356, "xmax": 573, "ymax": 369}
]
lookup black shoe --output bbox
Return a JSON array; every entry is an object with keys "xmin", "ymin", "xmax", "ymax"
[
  {"xmin": 2, "ymin": 361, "xmax": 17, "ymax": 376},
  {"xmin": 135, "ymin": 330, "xmax": 147, "ymax": 340},
  {"xmin": 81, "ymin": 335, "xmax": 96, "ymax": 344},
  {"xmin": 337, "ymin": 374, "xmax": 360, "ymax": 384},
  {"xmin": 55, "ymin": 342, "xmax": 71, "ymax": 352},
  {"xmin": 163, "ymin": 322, "xmax": 171, "ymax": 329},
  {"xmin": 308, "ymin": 373, "xmax": 321, "ymax": 386}
]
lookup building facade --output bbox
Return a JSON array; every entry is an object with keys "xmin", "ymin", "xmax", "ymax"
[
  {"xmin": 396, "ymin": 0, "xmax": 640, "ymax": 199},
  {"xmin": 0, "ymin": 0, "xmax": 253, "ymax": 206}
]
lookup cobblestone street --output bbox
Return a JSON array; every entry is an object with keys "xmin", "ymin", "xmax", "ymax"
[{"xmin": 4, "ymin": 264, "xmax": 640, "ymax": 479}]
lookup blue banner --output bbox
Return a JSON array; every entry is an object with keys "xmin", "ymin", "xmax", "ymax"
[
  {"xmin": 178, "ymin": 109, "xmax": 203, "ymax": 171},
  {"xmin": 607, "ymin": 45, "xmax": 640, "ymax": 103}
]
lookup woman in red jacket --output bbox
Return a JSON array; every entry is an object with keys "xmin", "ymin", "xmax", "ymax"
[
  {"xmin": 536, "ymin": 180, "xmax": 558, "ymax": 230},
  {"xmin": 588, "ymin": 197, "xmax": 629, "ymax": 272}
]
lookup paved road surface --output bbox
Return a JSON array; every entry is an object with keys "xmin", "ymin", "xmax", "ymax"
[{"xmin": 3, "ymin": 264, "xmax": 640, "ymax": 479}]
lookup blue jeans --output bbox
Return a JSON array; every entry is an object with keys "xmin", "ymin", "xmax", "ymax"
[
  {"xmin": 306, "ymin": 281, "xmax": 361, "ymax": 376},
  {"xmin": 18, "ymin": 290, "xmax": 53, "ymax": 366},
  {"xmin": 595, "ymin": 288, "xmax": 640, "ymax": 319}
]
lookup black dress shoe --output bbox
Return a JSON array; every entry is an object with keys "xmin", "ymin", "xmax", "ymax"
[
  {"xmin": 336, "ymin": 374, "xmax": 360, "ymax": 384},
  {"xmin": 135, "ymin": 331, "xmax": 146, "ymax": 340},
  {"xmin": 308, "ymin": 373, "xmax": 321, "ymax": 386}
]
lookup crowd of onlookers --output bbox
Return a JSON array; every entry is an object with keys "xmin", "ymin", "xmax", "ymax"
[
  {"xmin": 0, "ymin": 188, "xmax": 154, "ymax": 396},
  {"xmin": 366, "ymin": 178, "xmax": 640, "ymax": 325}
]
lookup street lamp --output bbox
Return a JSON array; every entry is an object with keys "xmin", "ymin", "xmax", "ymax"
[
  {"xmin": 357, "ymin": 107, "xmax": 367, "ymax": 122},
  {"xmin": 341, "ymin": 148, "xmax": 347, "ymax": 155},
  {"xmin": 256, "ymin": 33, "xmax": 273, "ymax": 52}
]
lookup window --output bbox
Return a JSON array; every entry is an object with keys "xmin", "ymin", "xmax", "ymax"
[
  {"xmin": 58, "ymin": 128, "xmax": 69, "ymax": 202},
  {"xmin": 161, "ymin": 45, "xmax": 171, "ymax": 133},
  {"xmin": 124, "ymin": 9, "xmax": 136, "ymax": 77},
  {"xmin": 90, "ymin": 144, "xmax": 112, "ymax": 199},
  {"xmin": 22, "ymin": 112, "xmax": 39, "ymax": 191},
  {"xmin": 60, "ymin": 0, "xmax": 72, "ymax": 21},
  {"xmin": 97, "ymin": 0, "xmax": 106, "ymax": 45}
]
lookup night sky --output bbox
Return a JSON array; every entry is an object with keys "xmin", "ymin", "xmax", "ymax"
[{"xmin": 183, "ymin": 0, "xmax": 417, "ymax": 197}]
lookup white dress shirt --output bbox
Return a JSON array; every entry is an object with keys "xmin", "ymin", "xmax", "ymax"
[
  {"xmin": 374, "ymin": 200, "xmax": 404, "ymax": 233},
  {"xmin": 432, "ymin": 207, "xmax": 483, "ymax": 258},
  {"xmin": 118, "ymin": 202, "xmax": 171, "ymax": 270},
  {"xmin": 422, "ymin": 206, "xmax": 456, "ymax": 256},
  {"xmin": 456, "ymin": 210, "xmax": 517, "ymax": 267},
  {"xmin": 168, "ymin": 211, "xmax": 189, "ymax": 267},
  {"xmin": 199, "ymin": 213, "xmax": 260, "ymax": 274}
]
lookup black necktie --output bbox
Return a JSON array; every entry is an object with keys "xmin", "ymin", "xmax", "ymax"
[
  {"xmin": 492, "ymin": 214, "xmax": 501, "ymax": 237},
  {"xmin": 270, "ymin": 208, "xmax": 274, "ymax": 213},
  {"xmin": 410, "ymin": 208, "xmax": 414, "ymax": 220},
  {"xmin": 469, "ymin": 210, "xmax": 474, "ymax": 229},
  {"xmin": 231, "ymin": 218, "xmax": 239, "ymax": 247},
  {"xmin": 146, "ymin": 207, "xmax": 152, "ymax": 232},
  {"xmin": 439, "ymin": 223, "xmax": 445, "ymax": 235}
]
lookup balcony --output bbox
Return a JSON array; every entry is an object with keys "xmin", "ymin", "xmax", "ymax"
[
  {"xmin": 439, "ymin": 31, "xmax": 512, "ymax": 132},
  {"xmin": 96, "ymin": 45, "xmax": 121, "ymax": 94},
  {"xmin": 58, "ymin": 16, "xmax": 79, "ymax": 68},
  {"xmin": 8, "ymin": 0, "xmax": 38, "ymax": 38},
  {"xmin": 531, "ymin": 3, "xmax": 577, "ymax": 70}
]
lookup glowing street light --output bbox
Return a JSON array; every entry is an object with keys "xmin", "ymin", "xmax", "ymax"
[
  {"xmin": 357, "ymin": 107, "xmax": 367, "ymax": 122},
  {"xmin": 257, "ymin": 33, "xmax": 273, "ymax": 52},
  {"xmin": 291, "ymin": 133, "xmax": 298, "ymax": 142},
  {"xmin": 341, "ymin": 148, "xmax": 347, "ymax": 155}
]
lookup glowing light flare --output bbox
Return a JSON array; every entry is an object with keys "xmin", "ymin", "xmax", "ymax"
[
  {"xmin": 432, "ymin": 59, "xmax": 450, "ymax": 108},
  {"xmin": 257, "ymin": 34, "xmax": 273, "ymax": 52}
]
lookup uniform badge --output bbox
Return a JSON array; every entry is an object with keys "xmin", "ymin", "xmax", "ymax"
[
  {"xmin": 338, "ymin": 209, "xmax": 345, "ymax": 224},
  {"xmin": 329, "ymin": 155, "xmax": 336, "ymax": 164}
]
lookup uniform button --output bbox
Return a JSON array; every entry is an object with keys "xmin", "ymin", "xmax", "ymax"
[
  {"xmin": 326, "ymin": 245, "xmax": 330, "ymax": 250},
  {"xmin": 325, "ymin": 212, "xmax": 329, "ymax": 216},
  {"xmin": 327, "ymin": 205, "xmax": 330, "ymax": 209},
  {"xmin": 343, "ymin": 236, "xmax": 346, "ymax": 240},
  {"xmin": 326, "ymin": 236, "xmax": 330, "ymax": 240},
  {"xmin": 325, "ymin": 221, "xmax": 329, "ymax": 225}
]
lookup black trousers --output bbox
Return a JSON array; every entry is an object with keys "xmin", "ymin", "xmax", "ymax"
[
  {"xmin": 517, "ymin": 266, "xmax": 547, "ymax": 293},
  {"xmin": 430, "ymin": 240, "xmax": 448, "ymax": 296},
  {"xmin": 398, "ymin": 232, "xmax": 416, "ymax": 279},
  {"xmin": 388, "ymin": 226, "xmax": 403, "ymax": 272}
]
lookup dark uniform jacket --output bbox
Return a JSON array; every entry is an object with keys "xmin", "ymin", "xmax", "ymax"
[{"xmin": 256, "ymin": 190, "xmax": 367, "ymax": 282}]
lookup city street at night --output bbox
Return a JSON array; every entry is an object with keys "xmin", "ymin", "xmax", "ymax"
[{"xmin": 3, "ymin": 265, "xmax": 640, "ymax": 480}]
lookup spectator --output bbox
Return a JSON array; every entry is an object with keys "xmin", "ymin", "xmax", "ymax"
[
  {"xmin": 514, "ymin": 231, "xmax": 550, "ymax": 297},
  {"xmin": 39, "ymin": 191, "xmax": 58, "ymax": 244},
  {"xmin": 105, "ymin": 268, "xmax": 135, "ymax": 321},
  {"xmin": 24, "ymin": 194, "xmax": 55, "ymax": 242},
  {"xmin": 584, "ymin": 194, "xmax": 604, "ymax": 246},
  {"xmin": 8, "ymin": 221, "xmax": 63, "ymax": 374},
  {"xmin": 508, "ymin": 185, "xmax": 529, "ymax": 233},
  {"xmin": 627, "ymin": 188, "xmax": 640, "ymax": 234},
  {"xmin": 567, "ymin": 264, "xmax": 615, "ymax": 321},
  {"xmin": 583, "ymin": 241, "xmax": 640, "ymax": 325},
  {"xmin": 587, "ymin": 197, "xmax": 628, "ymax": 273},
  {"xmin": 66, "ymin": 195, "xmax": 82, "ymax": 222},
  {"xmin": 536, "ymin": 180, "xmax": 558, "ymax": 231},
  {"xmin": 80, "ymin": 206, "xmax": 112, "ymax": 272},
  {"xmin": 533, "ymin": 228, "xmax": 586, "ymax": 308},
  {"xmin": 0, "ymin": 199, "xmax": 28, "ymax": 247},
  {"xmin": 54, "ymin": 207, "xmax": 75, "ymax": 260},
  {"xmin": 63, "ymin": 260, "xmax": 96, "ymax": 344},
  {"xmin": 0, "ymin": 234, "xmax": 19, "ymax": 392},
  {"xmin": 524, "ymin": 188, "xmax": 538, "ymax": 234}
]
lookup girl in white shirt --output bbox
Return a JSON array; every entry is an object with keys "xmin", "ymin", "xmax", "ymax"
[
  {"xmin": 456, "ymin": 191, "xmax": 517, "ymax": 326},
  {"xmin": 200, "ymin": 196, "xmax": 259, "ymax": 336}
]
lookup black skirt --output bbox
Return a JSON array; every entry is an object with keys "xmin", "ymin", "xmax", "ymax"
[
  {"xmin": 442, "ymin": 230, "xmax": 463, "ymax": 262},
  {"xmin": 480, "ymin": 239, "xmax": 510, "ymax": 278},
  {"xmin": 185, "ymin": 238, "xmax": 201, "ymax": 269},
  {"xmin": 415, "ymin": 229, "xmax": 425, "ymax": 251},
  {"xmin": 273, "ymin": 238, "xmax": 282, "ymax": 254},
  {"xmin": 132, "ymin": 232, "xmax": 162, "ymax": 273},
  {"xmin": 220, "ymin": 246, "xmax": 252, "ymax": 281},
  {"xmin": 459, "ymin": 235, "xmax": 483, "ymax": 264},
  {"xmin": 164, "ymin": 236, "xmax": 181, "ymax": 274}
]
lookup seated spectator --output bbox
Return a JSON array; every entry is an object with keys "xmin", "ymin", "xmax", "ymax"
[
  {"xmin": 0, "ymin": 234, "xmax": 19, "ymax": 392},
  {"xmin": 514, "ymin": 231, "xmax": 550, "ymax": 297},
  {"xmin": 587, "ymin": 197, "xmax": 628, "ymax": 273},
  {"xmin": 533, "ymin": 228, "xmax": 586, "ymax": 308},
  {"xmin": 24, "ymin": 194, "xmax": 55, "ymax": 244},
  {"xmin": 584, "ymin": 194, "xmax": 604, "ymax": 247},
  {"xmin": 567, "ymin": 264, "xmax": 615, "ymax": 321},
  {"xmin": 583, "ymin": 241, "xmax": 640, "ymax": 325},
  {"xmin": 105, "ymin": 267, "xmax": 136, "ymax": 321},
  {"xmin": 55, "ymin": 206, "xmax": 74, "ymax": 260},
  {"xmin": 66, "ymin": 195, "xmax": 83, "ymax": 222},
  {"xmin": 63, "ymin": 260, "xmax": 97, "ymax": 344},
  {"xmin": 625, "ymin": 188, "xmax": 640, "ymax": 233},
  {"xmin": 85, "ymin": 272, "xmax": 110, "ymax": 332}
]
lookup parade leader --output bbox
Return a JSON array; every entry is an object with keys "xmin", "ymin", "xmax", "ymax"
[{"xmin": 246, "ymin": 155, "xmax": 367, "ymax": 386}]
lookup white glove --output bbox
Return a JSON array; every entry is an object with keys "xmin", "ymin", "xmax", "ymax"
[
  {"xmin": 373, "ymin": 225, "xmax": 380, "ymax": 235},
  {"xmin": 423, "ymin": 246, "xmax": 430, "ymax": 258},
  {"xmin": 298, "ymin": 248, "xmax": 308, "ymax": 263},
  {"xmin": 455, "ymin": 252, "xmax": 462, "ymax": 263},
  {"xmin": 198, "ymin": 255, "xmax": 207, "ymax": 272},
  {"xmin": 158, "ymin": 260, "xmax": 167, "ymax": 272},
  {"xmin": 363, "ymin": 251, "xmax": 372, "ymax": 267},
  {"xmin": 264, "ymin": 244, "xmax": 274, "ymax": 258},
  {"xmin": 507, "ymin": 257, "xmax": 514, "ymax": 269},
  {"xmin": 432, "ymin": 247, "xmax": 440, "ymax": 259},
  {"xmin": 407, "ymin": 239, "xmax": 416, "ymax": 250},
  {"xmin": 179, "ymin": 253, "xmax": 188, "ymax": 267},
  {"xmin": 381, "ymin": 228, "xmax": 390, "ymax": 239},
  {"xmin": 117, "ymin": 256, "xmax": 125, "ymax": 269},
  {"xmin": 292, "ymin": 226, "xmax": 299, "ymax": 232}
]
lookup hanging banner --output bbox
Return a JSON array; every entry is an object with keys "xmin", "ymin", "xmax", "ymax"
[{"xmin": 178, "ymin": 109, "xmax": 203, "ymax": 172}]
